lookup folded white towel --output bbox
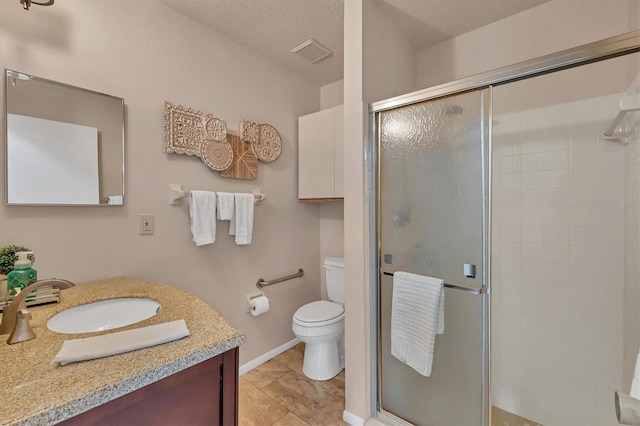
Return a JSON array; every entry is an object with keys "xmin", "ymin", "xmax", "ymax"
[
  {"xmin": 216, "ymin": 192, "xmax": 235, "ymax": 220},
  {"xmin": 391, "ymin": 271, "xmax": 445, "ymax": 377},
  {"xmin": 189, "ymin": 191, "xmax": 216, "ymax": 246},
  {"xmin": 230, "ymin": 193, "xmax": 254, "ymax": 245},
  {"xmin": 53, "ymin": 320, "xmax": 190, "ymax": 365}
]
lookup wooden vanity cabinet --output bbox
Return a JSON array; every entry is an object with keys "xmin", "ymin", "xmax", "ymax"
[{"xmin": 59, "ymin": 347, "xmax": 239, "ymax": 426}]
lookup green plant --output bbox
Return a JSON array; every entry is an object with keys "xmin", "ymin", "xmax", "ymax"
[{"xmin": 0, "ymin": 245, "xmax": 35, "ymax": 275}]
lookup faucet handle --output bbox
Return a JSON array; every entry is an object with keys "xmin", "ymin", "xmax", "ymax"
[{"xmin": 7, "ymin": 309, "xmax": 35, "ymax": 345}]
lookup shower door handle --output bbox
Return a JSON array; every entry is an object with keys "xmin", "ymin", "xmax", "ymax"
[{"xmin": 463, "ymin": 264, "xmax": 476, "ymax": 278}]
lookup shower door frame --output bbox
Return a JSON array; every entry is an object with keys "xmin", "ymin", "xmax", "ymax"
[{"xmin": 369, "ymin": 30, "xmax": 640, "ymax": 426}]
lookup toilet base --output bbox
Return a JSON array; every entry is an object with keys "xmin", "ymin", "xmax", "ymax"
[{"xmin": 301, "ymin": 339, "xmax": 344, "ymax": 381}]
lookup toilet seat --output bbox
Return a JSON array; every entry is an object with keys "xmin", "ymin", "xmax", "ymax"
[{"xmin": 293, "ymin": 301, "xmax": 344, "ymax": 327}]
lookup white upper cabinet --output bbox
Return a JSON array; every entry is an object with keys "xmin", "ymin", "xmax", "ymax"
[{"xmin": 298, "ymin": 105, "xmax": 344, "ymax": 201}]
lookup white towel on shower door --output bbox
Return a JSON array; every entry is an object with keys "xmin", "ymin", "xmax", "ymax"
[{"xmin": 391, "ymin": 271, "xmax": 445, "ymax": 377}]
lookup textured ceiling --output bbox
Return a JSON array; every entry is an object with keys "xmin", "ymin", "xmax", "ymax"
[{"xmin": 156, "ymin": 0, "xmax": 550, "ymax": 86}]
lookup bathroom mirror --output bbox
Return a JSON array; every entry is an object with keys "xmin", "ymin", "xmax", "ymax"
[{"xmin": 4, "ymin": 69, "xmax": 124, "ymax": 205}]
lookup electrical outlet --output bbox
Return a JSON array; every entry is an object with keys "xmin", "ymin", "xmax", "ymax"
[{"xmin": 139, "ymin": 214, "xmax": 154, "ymax": 235}]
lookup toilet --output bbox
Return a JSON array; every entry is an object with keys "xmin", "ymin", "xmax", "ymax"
[{"xmin": 292, "ymin": 257, "xmax": 345, "ymax": 381}]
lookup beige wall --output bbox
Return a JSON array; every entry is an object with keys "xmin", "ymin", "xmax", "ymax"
[
  {"xmin": 362, "ymin": 0, "xmax": 416, "ymax": 104},
  {"xmin": 318, "ymin": 81, "xmax": 346, "ymax": 300},
  {"xmin": 343, "ymin": 0, "xmax": 367, "ymax": 420},
  {"xmin": 343, "ymin": 0, "xmax": 417, "ymax": 421},
  {"xmin": 0, "ymin": 0, "xmax": 323, "ymax": 365},
  {"xmin": 416, "ymin": 0, "xmax": 638, "ymax": 90},
  {"xmin": 321, "ymin": 80, "xmax": 345, "ymax": 110}
]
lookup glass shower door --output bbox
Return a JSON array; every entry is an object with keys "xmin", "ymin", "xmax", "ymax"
[{"xmin": 377, "ymin": 89, "xmax": 490, "ymax": 425}]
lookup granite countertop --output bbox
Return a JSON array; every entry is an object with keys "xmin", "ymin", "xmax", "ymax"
[{"xmin": 0, "ymin": 277, "xmax": 245, "ymax": 426}]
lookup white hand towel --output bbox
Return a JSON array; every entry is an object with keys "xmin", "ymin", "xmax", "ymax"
[
  {"xmin": 189, "ymin": 190, "xmax": 216, "ymax": 246},
  {"xmin": 231, "ymin": 193, "xmax": 254, "ymax": 245},
  {"xmin": 631, "ymin": 351, "xmax": 640, "ymax": 399},
  {"xmin": 53, "ymin": 320, "xmax": 190, "ymax": 365},
  {"xmin": 216, "ymin": 192, "xmax": 235, "ymax": 220},
  {"xmin": 391, "ymin": 271, "xmax": 445, "ymax": 377}
]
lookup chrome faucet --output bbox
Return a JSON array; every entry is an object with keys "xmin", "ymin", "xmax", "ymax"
[{"xmin": 0, "ymin": 278, "xmax": 75, "ymax": 343}]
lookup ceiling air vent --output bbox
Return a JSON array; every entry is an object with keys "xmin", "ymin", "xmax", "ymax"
[{"xmin": 290, "ymin": 38, "xmax": 333, "ymax": 64}]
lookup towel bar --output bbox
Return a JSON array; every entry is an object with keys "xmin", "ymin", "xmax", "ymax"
[
  {"xmin": 257, "ymin": 269, "xmax": 304, "ymax": 288},
  {"xmin": 169, "ymin": 184, "xmax": 265, "ymax": 206},
  {"xmin": 381, "ymin": 270, "xmax": 485, "ymax": 295}
]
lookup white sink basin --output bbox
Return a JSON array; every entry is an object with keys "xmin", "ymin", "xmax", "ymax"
[{"xmin": 47, "ymin": 298, "xmax": 161, "ymax": 334}]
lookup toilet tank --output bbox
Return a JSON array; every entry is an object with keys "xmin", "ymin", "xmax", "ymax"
[{"xmin": 323, "ymin": 257, "xmax": 345, "ymax": 304}]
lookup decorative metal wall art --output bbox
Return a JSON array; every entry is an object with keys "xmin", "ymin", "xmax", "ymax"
[{"xmin": 163, "ymin": 101, "xmax": 282, "ymax": 180}]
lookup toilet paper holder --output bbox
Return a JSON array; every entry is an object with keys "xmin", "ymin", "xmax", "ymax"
[
  {"xmin": 246, "ymin": 292, "xmax": 265, "ymax": 313},
  {"xmin": 616, "ymin": 391, "xmax": 640, "ymax": 425}
]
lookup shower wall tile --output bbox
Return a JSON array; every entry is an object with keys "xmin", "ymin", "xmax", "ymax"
[
  {"xmin": 571, "ymin": 283, "xmax": 597, "ymax": 307},
  {"xmin": 569, "ymin": 245, "xmax": 597, "ymax": 266},
  {"xmin": 596, "ymin": 267, "xmax": 623, "ymax": 290},
  {"xmin": 543, "ymin": 169, "xmax": 569, "ymax": 188},
  {"xmin": 571, "ymin": 264, "xmax": 598, "ymax": 286},
  {"xmin": 543, "ymin": 225, "xmax": 569, "ymax": 245},
  {"xmin": 570, "ymin": 167, "xmax": 597, "ymax": 187},
  {"xmin": 522, "ymin": 153, "xmax": 545, "ymax": 171},
  {"xmin": 501, "ymin": 190, "xmax": 521, "ymax": 208},
  {"xmin": 492, "ymin": 92, "xmax": 626, "ymax": 425},
  {"xmin": 569, "ymin": 226, "xmax": 596, "ymax": 246},
  {"xmin": 521, "ymin": 207, "xmax": 544, "ymax": 225},
  {"xmin": 544, "ymin": 189, "xmax": 570, "ymax": 208},
  {"xmin": 598, "ymin": 165, "xmax": 626, "ymax": 186},
  {"xmin": 570, "ymin": 137, "xmax": 598, "ymax": 168},
  {"xmin": 569, "ymin": 207, "xmax": 597, "ymax": 226},
  {"xmin": 544, "ymin": 150, "xmax": 569, "ymax": 170},
  {"xmin": 521, "ymin": 225, "xmax": 544, "ymax": 243},
  {"xmin": 626, "ymin": 158, "xmax": 639, "ymax": 185},
  {"xmin": 543, "ymin": 244, "xmax": 568, "ymax": 264},
  {"xmin": 521, "ymin": 189, "xmax": 544, "ymax": 207},
  {"xmin": 625, "ymin": 180, "xmax": 639, "ymax": 205},
  {"xmin": 544, "ymin": 207, "xmax": 569, "ymax": 226},
  {"xmin": 521, "ymin": 171, "xmax": 544, "ymax": 189},
  {"xmin": 597, "ymin": 225, "xmax": 624, "ymax": 248},
  {"xmin": 597, "ymin": 247, "xmax": 624, "ymax": 269},
  {"xmin": 598, "ymin": 141, "xmax": 627, "ymax": 166},
  {"xmin": 501, "ymin": 173, "xmax": 521, "ymax": 190},
  {"xmin": 570, "ymin": 187, "xmax": 598, "ymax": 207},
  {"xmin": 501, "ymin": 224, "xmax": 521, "ymax": 242},
  {"xmin": 598, "ymin": 185, "xmax": 625, "ymax": 206}
]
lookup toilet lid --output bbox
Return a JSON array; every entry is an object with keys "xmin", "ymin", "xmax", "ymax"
[{"xmin": 294, "ymin": 301, "xmax": 344, "ymax": 323}]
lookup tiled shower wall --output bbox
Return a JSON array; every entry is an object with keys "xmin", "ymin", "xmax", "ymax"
[
  {"xmin": 623, "ymin": 110, "xmax": 640, "ymax": 394},
  {"xmin": 492, "ymin": 93, "xmax": 629, "ymax": 426}
]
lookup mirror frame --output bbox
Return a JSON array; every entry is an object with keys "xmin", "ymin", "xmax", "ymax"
[{"xmin": 4, "ymin": 69, "xmax": 125, "ymax": 206}]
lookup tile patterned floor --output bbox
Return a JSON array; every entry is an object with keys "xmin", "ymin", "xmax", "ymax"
[{"xmin": 239, "ymin": 343, "xmax": 347, "ymax": 426}]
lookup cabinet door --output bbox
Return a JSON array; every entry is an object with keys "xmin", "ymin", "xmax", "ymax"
[
  {"xmin": 298, "ymin": 108, "xmax": 335, "ymax": 199},
  {"xmin": 59, "ymin": 355, "xmax": 226, "ymax": 425},
  {"xmin": 333, "ymin": 105, "xmax": 344, "ymax": 198}
]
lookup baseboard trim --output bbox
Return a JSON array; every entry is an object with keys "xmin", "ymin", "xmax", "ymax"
[
  {"xmin": 343, "ymin": 410, "xmax": 365, "ymax": 426},
  {"xmin": 239, "ymin": 337, "xmax": 301, "ymax": 376}
]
